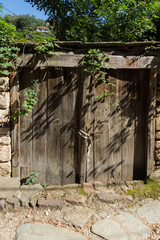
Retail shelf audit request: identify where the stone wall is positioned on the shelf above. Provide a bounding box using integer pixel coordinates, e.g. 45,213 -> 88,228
0,76 -> 11,177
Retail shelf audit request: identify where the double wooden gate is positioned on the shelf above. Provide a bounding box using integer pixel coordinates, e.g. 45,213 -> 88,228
11,66 -> 156,185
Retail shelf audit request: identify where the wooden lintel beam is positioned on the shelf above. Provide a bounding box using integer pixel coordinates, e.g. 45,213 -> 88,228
18,53 -> 160,69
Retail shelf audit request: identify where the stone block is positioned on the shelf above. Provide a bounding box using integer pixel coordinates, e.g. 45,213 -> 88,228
156,116 -> 160,131
64,207 -> 95,229
0,128 -> 10,136
0,177 -> 20,189
150,169 -> 160,181
155,141 -> 160,149
0,92 -> 10,109
0,136 -> 11,145
0,145 -> 11,162
0,109 -> 9,124
0,77 -> 9,92
15,223 -> 88,240
65,193 -> 87,204
155,149 -> 160,161
83,182 -> 94,193
38,198 -> 67,209
155,131 -> 160,140
97,192 -> 124,203
0,161 -> 11,177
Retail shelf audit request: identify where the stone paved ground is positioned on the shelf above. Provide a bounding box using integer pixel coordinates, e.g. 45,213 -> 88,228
0,176 -> 160,239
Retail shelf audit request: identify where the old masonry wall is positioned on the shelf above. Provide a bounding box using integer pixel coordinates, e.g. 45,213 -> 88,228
0,76 -> 11,177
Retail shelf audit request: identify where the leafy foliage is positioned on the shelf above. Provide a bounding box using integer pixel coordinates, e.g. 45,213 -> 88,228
25,170 -> 40,185
12,80 -> 40,120
83,49 -> 116,101
25,0 -> 160,42
0,17 -> 20,76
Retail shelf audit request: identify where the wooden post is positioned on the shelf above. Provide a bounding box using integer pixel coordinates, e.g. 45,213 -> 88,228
10,71 -> 20,177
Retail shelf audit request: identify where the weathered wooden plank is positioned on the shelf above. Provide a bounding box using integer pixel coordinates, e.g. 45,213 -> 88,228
19,67 -> 33,179
110,71 -> 122,181
32,68 -> 48,184
60,68 -> 77,184
46,68 -> 64,185
77,69 -> 90,183
120,70 -> 135,181
106,70 -> 121,182
147,69 -> 157,175
18,54 -> 160,69
10,71 -> 20,177
83,73 -> 94,183
93,74 -> 110,183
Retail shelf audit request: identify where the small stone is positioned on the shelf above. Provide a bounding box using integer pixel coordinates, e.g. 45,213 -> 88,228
120,184 -> 128,193
93,181 -> 104,188
29,198 -> 38,208
64,207 -> 95,229
65,193 -> 87,205
0,199 -> 5,211
38,198 -> 67,209
155,149 -> 160,161
155,141 -> 160,149
126,195 -> 134,201
156,116 -> 160,131
156,131 -> 160,140
83,182 -> 94,193
6,197 -> 19,209
97,192 -> 123,203
150,169 -> 160,181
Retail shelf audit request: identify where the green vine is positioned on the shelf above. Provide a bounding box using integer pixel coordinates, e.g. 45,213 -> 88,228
12,80 -> 40,120
83,49 -> 117,108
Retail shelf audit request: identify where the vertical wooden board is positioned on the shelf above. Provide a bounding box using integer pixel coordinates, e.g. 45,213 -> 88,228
60,68 -> 78,184
120,70 -> 135,181
92,75 -> 110,184
10,71 -> 20,177
32,67 -> 48,184
109,70 -> 122,182
84,74 -> 95,183
147,69 -> 157,175
19,67 -> 33,179
46,68 -> 64,185
78,69 -> 92,183
133,69 -> 148,179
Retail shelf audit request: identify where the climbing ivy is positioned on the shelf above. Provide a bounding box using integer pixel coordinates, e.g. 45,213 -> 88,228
83,49 -> 116,106
12,80 -> 40,120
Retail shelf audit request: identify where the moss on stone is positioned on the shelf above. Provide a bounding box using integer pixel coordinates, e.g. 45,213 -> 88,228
126,178 -> 160,199
77,188 -> 89,198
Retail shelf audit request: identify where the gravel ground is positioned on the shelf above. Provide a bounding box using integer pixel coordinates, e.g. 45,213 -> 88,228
0,205 -> 160,240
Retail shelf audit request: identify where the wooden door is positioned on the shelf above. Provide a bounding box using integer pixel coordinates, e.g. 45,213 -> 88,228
13,67 -> 154,184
